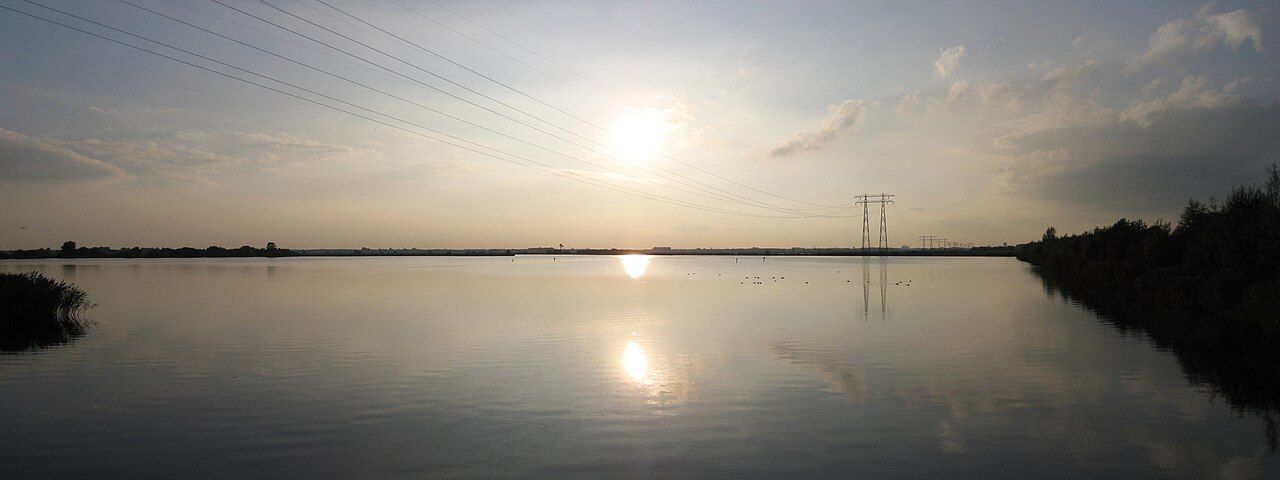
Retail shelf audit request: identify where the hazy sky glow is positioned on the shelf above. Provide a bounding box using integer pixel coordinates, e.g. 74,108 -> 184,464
1,0 -> 1278,249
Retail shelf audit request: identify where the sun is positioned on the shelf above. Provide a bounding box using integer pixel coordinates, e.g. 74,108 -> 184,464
609,108 -> 671,161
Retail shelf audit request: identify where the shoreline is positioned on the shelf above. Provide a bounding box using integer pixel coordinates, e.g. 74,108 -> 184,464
1,247 -> 1017,260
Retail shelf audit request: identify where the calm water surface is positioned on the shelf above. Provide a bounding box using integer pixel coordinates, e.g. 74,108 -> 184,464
1,256 -> 1276,478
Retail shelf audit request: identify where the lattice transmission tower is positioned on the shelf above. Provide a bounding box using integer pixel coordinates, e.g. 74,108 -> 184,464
853,194 -> 894,254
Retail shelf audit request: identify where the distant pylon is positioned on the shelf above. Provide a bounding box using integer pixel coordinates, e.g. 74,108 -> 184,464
861,201 -> 870,251
854,194 -> 894,254
879,201 -> 889,251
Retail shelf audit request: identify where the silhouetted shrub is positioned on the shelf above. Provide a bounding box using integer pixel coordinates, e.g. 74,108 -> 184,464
0,272 -> 94,351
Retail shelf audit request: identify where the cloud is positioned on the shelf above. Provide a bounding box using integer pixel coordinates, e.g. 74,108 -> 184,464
1194,5 -> 1263,52
0,128 -> 128,184
944,81 -> 970,110
1128,3 -> 1263,71
895,90 -> 921,115
926,81 -> 972,113
1119,76 -> 1250,127
975,82 -> 1022,110
766,100 -> 869,158
995,101 -> 1280,211
993,93 -> 1116,148
1034,60 -> 1099,90
934,45 -> 966,78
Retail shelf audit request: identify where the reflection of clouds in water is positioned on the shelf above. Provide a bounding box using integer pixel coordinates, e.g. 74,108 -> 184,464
878,354 -> 1270,475
935,421 -> 965,454
770,341 -> 865,401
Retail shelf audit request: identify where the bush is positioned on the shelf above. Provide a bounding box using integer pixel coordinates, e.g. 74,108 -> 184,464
0,271 -> 94,351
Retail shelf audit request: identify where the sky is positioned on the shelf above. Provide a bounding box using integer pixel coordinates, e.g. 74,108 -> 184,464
1,0 -> 1278,249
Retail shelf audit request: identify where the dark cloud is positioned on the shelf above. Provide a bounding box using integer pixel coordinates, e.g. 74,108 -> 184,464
998,102 -> 1280,213
0,128 -> 127,184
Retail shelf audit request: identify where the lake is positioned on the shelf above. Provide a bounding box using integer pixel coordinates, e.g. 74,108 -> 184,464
1,256 -> 1276,478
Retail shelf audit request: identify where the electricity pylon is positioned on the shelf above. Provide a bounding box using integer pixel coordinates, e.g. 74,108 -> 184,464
854,194 -> 894,254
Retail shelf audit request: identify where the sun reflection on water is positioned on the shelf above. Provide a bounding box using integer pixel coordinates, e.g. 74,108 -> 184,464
619,255 -> 651,279
624,341 -> 648,381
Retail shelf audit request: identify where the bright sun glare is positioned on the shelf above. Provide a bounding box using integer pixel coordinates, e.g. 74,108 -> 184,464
609,108 -> 670,161
624,341 -> 647,381
620,254 -> 651,279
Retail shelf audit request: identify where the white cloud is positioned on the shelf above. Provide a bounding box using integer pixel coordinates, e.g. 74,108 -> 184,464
895,90 -> 921,115
1120,76 -> 1249,127
0,128 -> 129,184
1035,60 -> 1099,90
1133,19 -> 1194,67
1194,4 -> 1263,52
765,100 -> 870,158
975,82 -> 1021,110
927,81 -> 972,113
1140,78 -> 1166,97
934,45 -> 966,78
944,81 -> 970,110
994,148 -> 1081,195
1128,3 -> 1263,71
992,94 -> 1116,148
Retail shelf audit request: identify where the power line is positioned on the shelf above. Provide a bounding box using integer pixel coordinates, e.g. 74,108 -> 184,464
425,0 -> 622,100
317,0 -> 608,133
212,0 -> 845,215
156,0 -> 390,79
5,0 -> 852,220
386,0 -> 620,109
890,202 -> 918,239
389,0 -> 852,209
115,0 -> 813,215
306,0 -> 852,211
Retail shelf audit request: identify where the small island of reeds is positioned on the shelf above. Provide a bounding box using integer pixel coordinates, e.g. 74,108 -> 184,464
0,271 -> 94,352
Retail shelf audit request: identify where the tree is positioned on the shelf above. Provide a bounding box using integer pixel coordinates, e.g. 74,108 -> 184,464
1266,163 -> 1279,204
266,242 -> 278,251
1041,227 -> 1057,242
61,241 -> 77,257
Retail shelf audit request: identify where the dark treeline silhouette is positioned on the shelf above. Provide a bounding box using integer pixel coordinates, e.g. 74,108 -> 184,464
0,271 -> 93,352
1018,166 -> 1280,424
0,242 -> 297,259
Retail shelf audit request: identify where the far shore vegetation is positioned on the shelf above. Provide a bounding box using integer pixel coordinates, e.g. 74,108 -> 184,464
0,271 -> 93,352
1018,165 -> 1280,416
1,242 -> 298,260
1,243 -> 1016,259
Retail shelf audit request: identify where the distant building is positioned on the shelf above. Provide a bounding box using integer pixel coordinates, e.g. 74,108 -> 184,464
652,246 -> 672,251
900,245 -> 910,251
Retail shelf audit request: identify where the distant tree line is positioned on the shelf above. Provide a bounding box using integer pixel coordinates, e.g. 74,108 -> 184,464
0,242 -> 297,259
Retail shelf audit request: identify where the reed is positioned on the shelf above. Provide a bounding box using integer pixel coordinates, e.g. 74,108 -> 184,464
0,271 -> 94,351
